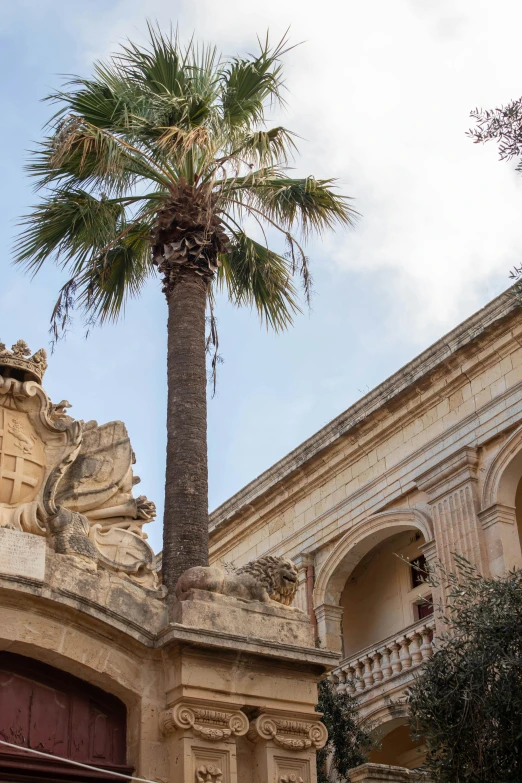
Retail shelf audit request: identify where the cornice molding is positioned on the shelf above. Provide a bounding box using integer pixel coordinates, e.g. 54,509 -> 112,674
210,293 -> 522,538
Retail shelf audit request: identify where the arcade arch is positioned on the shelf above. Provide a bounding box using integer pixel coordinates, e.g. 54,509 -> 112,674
314,509 -> 434,653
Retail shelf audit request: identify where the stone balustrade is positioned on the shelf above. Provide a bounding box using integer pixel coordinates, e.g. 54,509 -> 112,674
331,618 -> 435,696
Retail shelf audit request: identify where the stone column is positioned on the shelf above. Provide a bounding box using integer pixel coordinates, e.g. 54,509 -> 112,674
160,700 -> 248,783
478,503 -> 522,576
248,711 -> 327,783
415,447 -> 486,573
314,603 -> 344,653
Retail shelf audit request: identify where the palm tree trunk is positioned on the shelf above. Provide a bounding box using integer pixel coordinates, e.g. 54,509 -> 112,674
163,272 -> 209,592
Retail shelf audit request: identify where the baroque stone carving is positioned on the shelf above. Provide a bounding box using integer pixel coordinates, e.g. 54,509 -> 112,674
161,702 -> 249,740
0,340 -> 158,588
280,776 -> 304,783
175,555 -> 299,606
196,766 -> 223,783
248,714 -> 328,750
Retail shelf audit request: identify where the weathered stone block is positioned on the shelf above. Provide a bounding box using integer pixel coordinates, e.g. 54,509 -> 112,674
170,589 -> 314,647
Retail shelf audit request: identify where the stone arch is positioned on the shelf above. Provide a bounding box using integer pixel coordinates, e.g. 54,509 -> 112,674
314,508 -> 434,608
482,424 -> 522,508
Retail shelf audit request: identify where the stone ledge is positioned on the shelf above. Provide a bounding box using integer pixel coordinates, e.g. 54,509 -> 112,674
158,621 -> 338,668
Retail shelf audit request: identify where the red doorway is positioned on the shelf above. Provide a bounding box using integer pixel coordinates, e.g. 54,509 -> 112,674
0,653 -> 133,782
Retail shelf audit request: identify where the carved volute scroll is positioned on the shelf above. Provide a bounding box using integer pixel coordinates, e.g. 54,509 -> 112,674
161,702 -> 249,741
280,776 -> 304,783
248,714 -> 328,751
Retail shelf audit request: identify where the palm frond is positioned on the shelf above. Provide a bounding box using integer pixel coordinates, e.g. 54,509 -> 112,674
227,175 -> 359,237
221,33 -> 291,127
15,189 -> 125,274
50,220 -> 153,338
217,229 -> 300,330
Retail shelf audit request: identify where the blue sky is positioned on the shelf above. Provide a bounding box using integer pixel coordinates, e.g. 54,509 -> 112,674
1,0 -> 521,553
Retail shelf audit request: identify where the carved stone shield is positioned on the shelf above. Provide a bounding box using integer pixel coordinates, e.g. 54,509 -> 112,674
0,408 -> 46,506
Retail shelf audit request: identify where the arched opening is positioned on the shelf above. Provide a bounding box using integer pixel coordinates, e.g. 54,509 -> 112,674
0,652 -> 133,781
340,529 -> 431,658
369,720 -> 426,770
313,509 -> 434,653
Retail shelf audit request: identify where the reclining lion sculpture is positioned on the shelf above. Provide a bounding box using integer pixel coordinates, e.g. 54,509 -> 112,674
175,555 -> 299,607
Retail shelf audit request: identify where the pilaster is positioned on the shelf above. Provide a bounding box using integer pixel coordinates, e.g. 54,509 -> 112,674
314,603 -> 344,653
478,503 -> 522,575
248,711 -> 327,783
415,447 -> 486,573
160,700 -> 248,783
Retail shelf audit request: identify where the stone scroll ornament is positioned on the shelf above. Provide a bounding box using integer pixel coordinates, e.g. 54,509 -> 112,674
161,703 -> 249,741
0,340 -> 159,589
175,556 -> 299,606
248,715 -> 328,751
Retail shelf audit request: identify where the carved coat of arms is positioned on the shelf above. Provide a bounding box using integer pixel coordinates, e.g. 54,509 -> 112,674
0,340 -> 159,590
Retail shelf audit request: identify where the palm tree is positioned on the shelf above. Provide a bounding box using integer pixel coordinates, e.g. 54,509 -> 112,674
14,27 -> 357,592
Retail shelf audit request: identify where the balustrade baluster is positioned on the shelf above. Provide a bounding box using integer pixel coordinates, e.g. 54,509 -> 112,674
420,625 -> 434,659
354,660 -> 365,691
389,641 -> 402,674
345,666 -> 357,695
362,655 -> 374,689
371,651 -> 383,682
409,631 -> 423,664
379,647 -> 392,679
398,636 -> 412,669
334,670 -> 346,694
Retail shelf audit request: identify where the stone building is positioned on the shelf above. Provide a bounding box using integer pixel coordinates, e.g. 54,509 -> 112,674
208,288 -> 522,773
1,287 -> 522,783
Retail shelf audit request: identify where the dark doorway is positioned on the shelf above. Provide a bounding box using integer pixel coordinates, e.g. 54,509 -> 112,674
0,653 -> 133,782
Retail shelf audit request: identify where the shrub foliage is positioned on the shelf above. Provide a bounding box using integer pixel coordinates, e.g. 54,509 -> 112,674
408,558 -> 522,782
316,678 -> 375,782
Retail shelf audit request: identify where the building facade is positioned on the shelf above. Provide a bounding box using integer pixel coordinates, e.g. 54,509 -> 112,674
2,289 -> 522,782
208,289 -> 522,771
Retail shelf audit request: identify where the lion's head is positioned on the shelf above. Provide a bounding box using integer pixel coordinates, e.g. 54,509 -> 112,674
236,556 -> 299,606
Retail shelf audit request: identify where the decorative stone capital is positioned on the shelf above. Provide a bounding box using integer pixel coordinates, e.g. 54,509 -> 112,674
415,446 -> 479,502
248,713 -> 328,751
478,503 -> 516,530
161,701 -> 249,741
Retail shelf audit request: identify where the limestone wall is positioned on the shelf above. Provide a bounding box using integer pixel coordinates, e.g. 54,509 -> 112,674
208,291 -> 522,747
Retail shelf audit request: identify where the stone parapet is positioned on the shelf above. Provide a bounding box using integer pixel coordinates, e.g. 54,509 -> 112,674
349,763 -> 429,782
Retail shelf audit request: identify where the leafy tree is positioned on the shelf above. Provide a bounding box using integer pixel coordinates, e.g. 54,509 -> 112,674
316,678 -> 375,783
14,26 -> 356,590
468,98 -> 522,173
408,558 -> 522,783
468,98 -> 522,292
